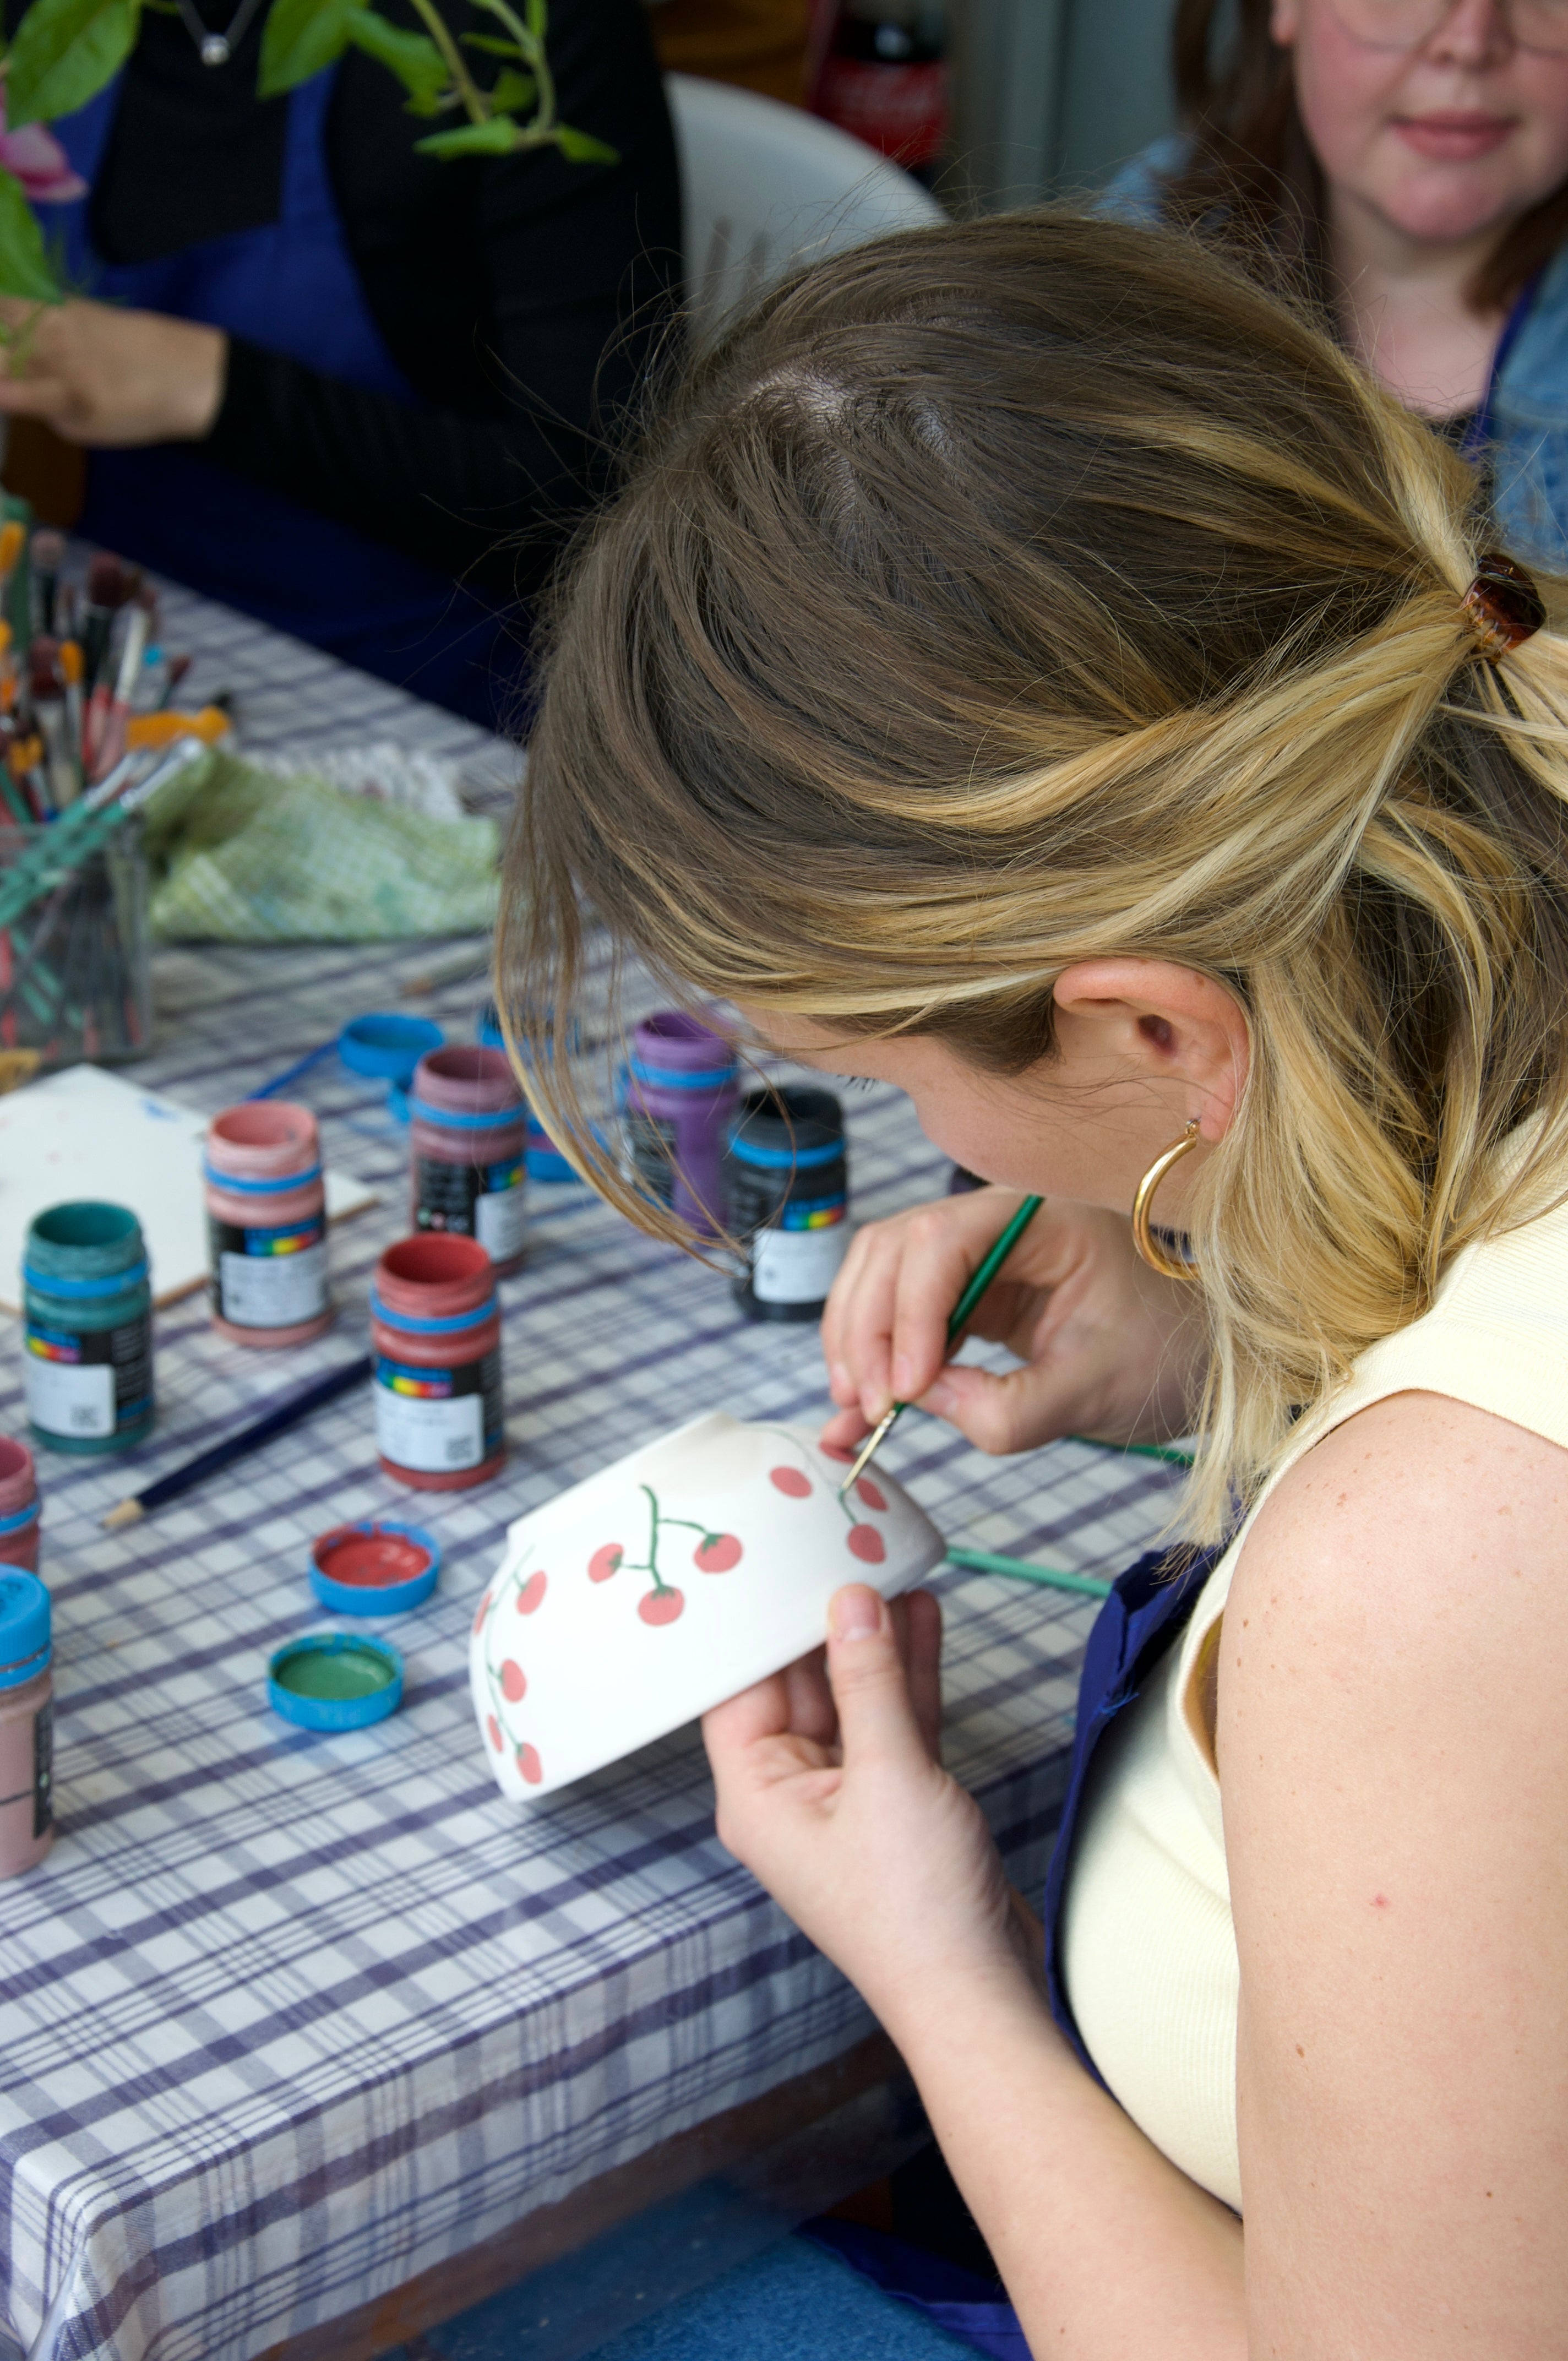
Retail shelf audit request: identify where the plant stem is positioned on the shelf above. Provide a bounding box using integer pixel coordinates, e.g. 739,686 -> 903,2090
406,0 -> 492,121
475,0 -> 554,129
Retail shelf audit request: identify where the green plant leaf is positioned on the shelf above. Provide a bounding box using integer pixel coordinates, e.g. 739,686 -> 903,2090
488,66 -> 533,112
553,123 -> 617,165
343,11 -> 449,111
6,0 -> 139,127
0,171 -> 61,301
413,114 -> 521,156
258,0 -> 366,97
525,0 -> 545,37
460,32 -> 522,53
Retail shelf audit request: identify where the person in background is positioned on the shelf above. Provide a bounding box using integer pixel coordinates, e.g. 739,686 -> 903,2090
1108,0 -> 1568,571
0,0 -> 682,726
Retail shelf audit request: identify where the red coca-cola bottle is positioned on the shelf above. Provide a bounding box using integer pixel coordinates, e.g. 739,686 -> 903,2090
809,0 -> 950,183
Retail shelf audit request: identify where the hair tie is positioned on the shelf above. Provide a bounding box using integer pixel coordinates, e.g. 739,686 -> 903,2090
1462,553 -> 1545,660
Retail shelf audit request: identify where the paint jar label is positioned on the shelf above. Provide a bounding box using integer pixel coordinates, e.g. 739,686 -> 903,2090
374,1346 -> 503,1473
24,1316 -> 153,1440
624,1112 -> 678,1207
208,1214 -> 328,1329
414,1157 -> 526,1263
751,1200 -> 852,1306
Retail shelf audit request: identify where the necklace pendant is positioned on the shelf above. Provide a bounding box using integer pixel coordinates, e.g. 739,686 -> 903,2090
200,32 -> 230,62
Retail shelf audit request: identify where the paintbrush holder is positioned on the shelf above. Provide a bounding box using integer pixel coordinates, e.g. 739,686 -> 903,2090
0,819 -> 151,1070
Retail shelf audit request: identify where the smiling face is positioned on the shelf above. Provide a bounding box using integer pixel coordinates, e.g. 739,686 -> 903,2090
1275,0 -> 1568,246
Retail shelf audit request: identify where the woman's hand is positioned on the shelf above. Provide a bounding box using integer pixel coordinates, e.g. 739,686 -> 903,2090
0,297 -> 226,445
703,1584 -> 1039,2047
821,1185 -> 1206,1459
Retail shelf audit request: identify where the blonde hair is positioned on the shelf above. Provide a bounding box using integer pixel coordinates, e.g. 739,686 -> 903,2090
501,212 -> 1568,1541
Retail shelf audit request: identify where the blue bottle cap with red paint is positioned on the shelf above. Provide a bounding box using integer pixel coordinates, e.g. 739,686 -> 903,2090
309,1520 -> 441,1617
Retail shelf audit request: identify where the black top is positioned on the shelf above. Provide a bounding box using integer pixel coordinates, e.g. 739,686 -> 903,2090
26,0 -> 682,601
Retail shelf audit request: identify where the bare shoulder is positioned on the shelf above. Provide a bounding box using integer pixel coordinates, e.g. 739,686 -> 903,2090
1223,1387 -> 1568,1724
1220,1393 -> 1568,2353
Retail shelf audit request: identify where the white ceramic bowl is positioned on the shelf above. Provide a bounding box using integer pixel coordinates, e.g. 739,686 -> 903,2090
469,1411 -> 945,1801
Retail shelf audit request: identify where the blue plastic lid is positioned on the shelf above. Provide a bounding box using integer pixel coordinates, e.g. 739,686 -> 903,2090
0,1570 -> 50,1690
268,1633 -> 404,1732
339,1014 -> 444,1087
309,1520 -> 440,1617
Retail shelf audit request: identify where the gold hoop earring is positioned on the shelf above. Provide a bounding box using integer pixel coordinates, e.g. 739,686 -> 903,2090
1131,1120 -> 1201,1283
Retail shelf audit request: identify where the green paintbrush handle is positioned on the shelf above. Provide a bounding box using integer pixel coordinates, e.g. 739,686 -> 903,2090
945,1544 -> 1112,1598
943,1191 -> 1044,1344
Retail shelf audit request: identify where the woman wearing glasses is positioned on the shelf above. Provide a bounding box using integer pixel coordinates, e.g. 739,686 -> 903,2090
1109,0 -> 1568,566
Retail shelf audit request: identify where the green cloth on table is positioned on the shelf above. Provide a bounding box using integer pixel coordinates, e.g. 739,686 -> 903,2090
142,748 -> 500,944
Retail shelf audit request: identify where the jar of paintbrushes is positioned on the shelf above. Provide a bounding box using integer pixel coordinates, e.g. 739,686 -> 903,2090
0,817 -> 151,1067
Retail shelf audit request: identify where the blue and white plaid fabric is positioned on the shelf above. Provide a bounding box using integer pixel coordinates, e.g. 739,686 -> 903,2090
0,588 -> 1183,2361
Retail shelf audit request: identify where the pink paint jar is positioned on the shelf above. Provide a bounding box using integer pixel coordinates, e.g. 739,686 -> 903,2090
409,1047 -> 527,1277
371,1233 -> 505,1491
0,1436 -> 40,1573
205,1102 -> 333,1348
0,1569 -> 52,1879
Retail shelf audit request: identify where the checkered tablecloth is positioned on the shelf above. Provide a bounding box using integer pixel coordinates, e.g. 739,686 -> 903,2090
0,594 -> 1184,2361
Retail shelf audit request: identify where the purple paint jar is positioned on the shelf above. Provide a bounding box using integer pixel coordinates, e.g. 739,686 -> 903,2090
409,1047 -> 528,1276
623,1013 -> 739,1236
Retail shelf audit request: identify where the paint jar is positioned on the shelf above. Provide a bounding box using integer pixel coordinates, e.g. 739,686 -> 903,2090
479,1003 -> 581,1184
370,1233 -> 505,1490
0,1437 -> 41,1573
726,1087 -> 851,1323
623,1012 -> 739,1236
23,1201 -> 154,1453
205,1102 -> 332,1348
409,1047 -> 528,1276
0,1569 -> 52,1878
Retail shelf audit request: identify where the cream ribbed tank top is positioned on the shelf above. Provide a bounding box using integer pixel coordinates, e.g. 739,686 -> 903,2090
1059,1180 -> 1568,2215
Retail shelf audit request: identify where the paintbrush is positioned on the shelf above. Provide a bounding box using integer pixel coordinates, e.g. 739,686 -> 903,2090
89,601 -> 150,782
0,520 -> 25,634
837,1193 -> 1045,1499
103,1357 -> 374,1530
79,551 -> 129,701
57,639 -> 83,774
28,529 -> 63,639
29,639 -> 77,811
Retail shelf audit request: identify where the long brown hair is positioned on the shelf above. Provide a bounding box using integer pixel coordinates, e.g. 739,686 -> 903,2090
500,213 -> 1568,1538
1164,0 -> 1568,312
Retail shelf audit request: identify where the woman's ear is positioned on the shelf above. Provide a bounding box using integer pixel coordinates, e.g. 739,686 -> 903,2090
1052,957 -> 1250,1143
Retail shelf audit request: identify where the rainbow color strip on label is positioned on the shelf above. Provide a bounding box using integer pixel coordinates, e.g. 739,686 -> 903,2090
25,1330 -> 83,1363
778,1199 -> 847,1232
377,1359 -> 454,1400
246,1225 -> 320,1256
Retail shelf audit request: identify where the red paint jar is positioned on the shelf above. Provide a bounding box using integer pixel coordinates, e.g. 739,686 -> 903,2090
0,1437 -> 40,1573
205,1102 -> 332,1347
370,1234 -> 505,1490
409,1047 -> 527,1276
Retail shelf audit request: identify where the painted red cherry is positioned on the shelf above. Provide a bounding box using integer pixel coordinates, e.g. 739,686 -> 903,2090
517,1743 -> 543,1787
694,1532 -> 743,1573
589,1543 -> 623,1583
472,1589 -> 493,1636
486,1713 -> 503,1753
500,1660 -> 527,1704
770,1466 -> 812,1498
856,1477 -> 887,1513
516,1570 -> 547,1614
847,1524 -> 886,1564
639,1587 -> 685,1625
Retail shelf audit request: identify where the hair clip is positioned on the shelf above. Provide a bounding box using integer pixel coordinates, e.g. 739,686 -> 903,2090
1462,552 -> 1546,660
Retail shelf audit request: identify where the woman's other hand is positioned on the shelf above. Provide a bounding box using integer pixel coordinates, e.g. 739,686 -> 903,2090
821,1185 -> 1206,1459
0,297 -> 226,445
703,1586 -> 1039,2044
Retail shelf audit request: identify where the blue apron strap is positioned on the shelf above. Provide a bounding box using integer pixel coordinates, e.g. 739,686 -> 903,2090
1464,269 -> 1542,460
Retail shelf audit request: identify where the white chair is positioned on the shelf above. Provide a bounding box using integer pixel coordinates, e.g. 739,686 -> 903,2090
665,72 -> 946,342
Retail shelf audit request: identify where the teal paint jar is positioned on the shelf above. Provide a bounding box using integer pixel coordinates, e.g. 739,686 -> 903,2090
23,1202 -> 155,1455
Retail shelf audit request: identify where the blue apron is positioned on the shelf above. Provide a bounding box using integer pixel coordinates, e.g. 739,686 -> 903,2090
819,1536 -> 1227,2356
45,65 -> 508,725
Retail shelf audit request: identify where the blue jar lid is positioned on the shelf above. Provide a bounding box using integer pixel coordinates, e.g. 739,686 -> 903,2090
339,1013 -> 444,1087
309,1520 -> 440,1617
0,1570 -> 50,1691
268,1633 -> 404,1731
